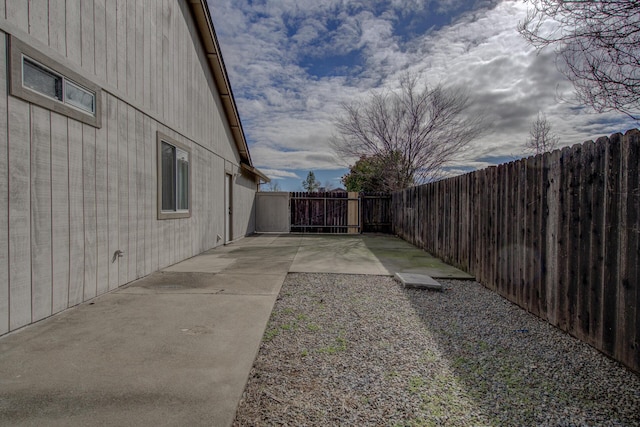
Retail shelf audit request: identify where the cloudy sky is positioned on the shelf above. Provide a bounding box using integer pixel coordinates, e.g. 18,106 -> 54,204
207,0 -> 637,191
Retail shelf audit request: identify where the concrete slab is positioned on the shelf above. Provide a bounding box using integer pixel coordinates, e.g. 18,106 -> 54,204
219,234 -> 300,248
0,235 -> 293,427
162,256 -> 236,273
118,271 -> 287,296
0,292 -> 275,426
206,273 -> 287,295
223,260 -> 295,275
361,235 -> 475,279
395,272 -> 444,291
223,245 -> 299,260
290,237 -> 389,275
289,234 -> 473,279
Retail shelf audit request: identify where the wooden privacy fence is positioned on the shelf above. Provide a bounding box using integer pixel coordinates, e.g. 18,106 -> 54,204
289,191 -> 392,233
392,129 -> 640,374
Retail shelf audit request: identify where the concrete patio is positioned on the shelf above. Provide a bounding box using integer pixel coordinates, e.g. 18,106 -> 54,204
0,234 -> 471,426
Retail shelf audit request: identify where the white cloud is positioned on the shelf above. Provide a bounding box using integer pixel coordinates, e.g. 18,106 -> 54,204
258,169 -> 301,180
209,0 -> 639,176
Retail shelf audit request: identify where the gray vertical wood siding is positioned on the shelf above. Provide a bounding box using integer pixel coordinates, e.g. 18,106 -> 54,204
0,0 -> 259,334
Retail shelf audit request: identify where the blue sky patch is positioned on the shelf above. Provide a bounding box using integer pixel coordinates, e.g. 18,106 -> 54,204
301,48 -> 365,78
442,165 -> 477,173
474,155 -> 517,165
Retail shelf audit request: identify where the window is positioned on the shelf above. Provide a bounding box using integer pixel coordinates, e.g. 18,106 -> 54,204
21,57 -> 96,115
157,132 -> 191,219
23,58 -> 63,101
64,80 -> 96,114
10,36 -> 102,128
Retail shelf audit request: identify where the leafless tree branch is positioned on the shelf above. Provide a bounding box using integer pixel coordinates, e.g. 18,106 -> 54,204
332,74 -> 485,191
518,0 -> 640,119
525,112 -> 559,155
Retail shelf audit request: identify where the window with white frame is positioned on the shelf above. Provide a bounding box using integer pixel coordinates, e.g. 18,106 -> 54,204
10,36 -> 101,127
22,57 -> 96,115
63,79 -> 96,114
157,132 -> 191,219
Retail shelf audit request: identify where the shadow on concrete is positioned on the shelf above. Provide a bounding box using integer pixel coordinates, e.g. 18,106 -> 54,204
360,234 -> 474,279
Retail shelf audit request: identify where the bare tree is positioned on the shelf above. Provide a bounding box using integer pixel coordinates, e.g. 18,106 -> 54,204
525,112 -> 559,155
518,0 -> 640,119
264,181 -> 281,192
332,74 -> 484,191
322,180 -> 337,191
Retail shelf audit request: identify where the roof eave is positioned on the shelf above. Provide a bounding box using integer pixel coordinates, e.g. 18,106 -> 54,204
187,0 -> 252,166
241,163 -> 271,183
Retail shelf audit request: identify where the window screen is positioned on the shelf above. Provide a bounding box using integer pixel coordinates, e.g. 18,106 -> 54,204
161,142 -> 177,211
23,58 -> 63,101
176,148 -> 189,211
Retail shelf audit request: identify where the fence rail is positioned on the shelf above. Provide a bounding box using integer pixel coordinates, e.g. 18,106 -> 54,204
392,129 -> 640,374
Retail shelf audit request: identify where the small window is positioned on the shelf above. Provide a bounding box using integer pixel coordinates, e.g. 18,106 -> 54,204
157,132 -> 191,219
21,56 -> 96,115
10,36 -> 102,128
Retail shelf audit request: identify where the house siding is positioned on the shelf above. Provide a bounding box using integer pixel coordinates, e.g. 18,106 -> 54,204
0,1 -> 259,335
234,172 -> 258,240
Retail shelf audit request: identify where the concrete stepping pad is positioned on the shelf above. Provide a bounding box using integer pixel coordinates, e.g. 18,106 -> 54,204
394,272 -> 443,291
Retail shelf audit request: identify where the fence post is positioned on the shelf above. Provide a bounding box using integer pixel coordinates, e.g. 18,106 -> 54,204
348,192 -> 359,234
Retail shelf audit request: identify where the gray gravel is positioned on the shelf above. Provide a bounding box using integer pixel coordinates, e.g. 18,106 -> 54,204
234,273 -> 640,426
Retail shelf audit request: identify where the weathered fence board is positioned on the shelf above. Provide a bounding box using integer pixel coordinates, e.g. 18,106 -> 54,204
619,131 -> 640,369
392,129 -> 640,374
603,134 -> 622,357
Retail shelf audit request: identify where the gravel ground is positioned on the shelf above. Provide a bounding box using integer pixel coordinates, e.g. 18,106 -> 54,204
234,273 -> 640,427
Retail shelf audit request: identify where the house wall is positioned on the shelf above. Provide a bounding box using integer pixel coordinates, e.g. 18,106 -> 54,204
0,1 -> 258,335
233,171 -> 258,240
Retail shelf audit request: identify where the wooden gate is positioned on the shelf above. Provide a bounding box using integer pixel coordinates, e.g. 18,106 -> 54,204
290,191 -> 359,233
289,191 -> 392,234
361,192 -> 392,233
